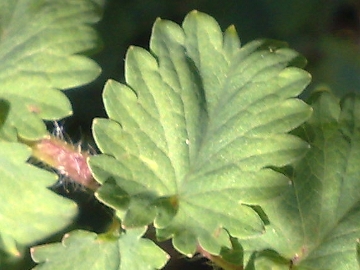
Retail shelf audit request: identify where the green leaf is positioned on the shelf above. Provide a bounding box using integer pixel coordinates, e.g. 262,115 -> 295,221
245,250 -> 290,270
0,0 -> 102,140
242,91 -> 360,269
90,10 -> 311,256
31,227 -> 169,270
0,142 -> 77,256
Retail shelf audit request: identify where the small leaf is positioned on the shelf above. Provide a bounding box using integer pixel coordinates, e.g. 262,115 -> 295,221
90,10 -> 311,256
242,92 -> 360,269
31,228 -> 169,270
0,142 -> 77,255
0,0 -> 102,140
247,250 -> 289,270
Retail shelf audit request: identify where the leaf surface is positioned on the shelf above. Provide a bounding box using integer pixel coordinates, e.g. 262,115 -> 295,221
90,11 -> 312,256
0,142 -> 77,256
242,92 -> 360,269
31,227 -> 169,270
0,0 -> 101,140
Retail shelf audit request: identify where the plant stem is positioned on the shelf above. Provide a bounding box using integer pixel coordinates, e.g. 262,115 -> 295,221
22,135 -> 99,191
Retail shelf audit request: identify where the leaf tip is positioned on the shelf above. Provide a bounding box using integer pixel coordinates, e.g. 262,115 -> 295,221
226,24 -> 237,33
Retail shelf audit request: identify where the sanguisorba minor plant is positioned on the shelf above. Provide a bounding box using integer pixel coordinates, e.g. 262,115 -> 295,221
1,1 -> 360,270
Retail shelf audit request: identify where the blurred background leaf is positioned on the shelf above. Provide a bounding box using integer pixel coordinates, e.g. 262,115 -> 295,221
0,142 -> 77,270
0,0 -> 103,140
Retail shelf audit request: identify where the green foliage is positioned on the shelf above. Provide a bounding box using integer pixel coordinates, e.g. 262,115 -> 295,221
32,227 -> 169,270
0,142 -> 77,256
0,0 -> 101,267
1,2 -> 360,270
90,10 -> 311,260
0,0 -> 101,140
242,91 -> 360,269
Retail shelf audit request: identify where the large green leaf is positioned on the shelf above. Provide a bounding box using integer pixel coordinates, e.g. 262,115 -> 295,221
0,142 -> 77,256
0,0 -> 102,140
242,91 -> 360,269
90,11 -> 312,256
31,227 -> 169,270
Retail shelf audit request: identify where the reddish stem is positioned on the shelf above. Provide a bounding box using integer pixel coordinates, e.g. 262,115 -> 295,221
23,135 -> 99,191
